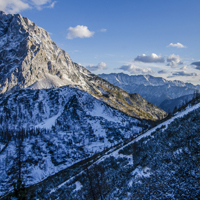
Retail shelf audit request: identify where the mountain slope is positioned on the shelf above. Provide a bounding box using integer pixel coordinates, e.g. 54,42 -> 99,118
23,102 -> 200,200
0,85 -> 149,197
4,99 -> 200,199
160,93 -> 194,112
0,11 -> 166,120
99,73 -> 199,107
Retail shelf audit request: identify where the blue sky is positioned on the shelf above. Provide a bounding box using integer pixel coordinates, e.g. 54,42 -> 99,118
1,0 -> 200,84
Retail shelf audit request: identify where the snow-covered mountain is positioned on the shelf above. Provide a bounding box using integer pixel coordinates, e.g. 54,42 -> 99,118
0,10 -> 199,200
0,11 -> 166,120
99,73 -> 200,109
0,86 -> 149,196
99,72 -> 200,88
4,96 -> 200,199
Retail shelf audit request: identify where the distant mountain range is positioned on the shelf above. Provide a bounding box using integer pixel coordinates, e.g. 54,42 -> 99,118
99,73 -> 200,112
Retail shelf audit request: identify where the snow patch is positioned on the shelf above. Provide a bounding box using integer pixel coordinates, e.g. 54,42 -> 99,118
128,180 -> 133,188
0,143 -> 6,152
74,181 -> 82,191
36,112 -> 61,129
89,102 -> 118,122
132,166 -> 151,178
28,74 -> 74,90
173,148 -> 183,155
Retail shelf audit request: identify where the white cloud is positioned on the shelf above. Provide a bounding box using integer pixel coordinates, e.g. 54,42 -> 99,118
31,0 -> 51,6
191,61 -> 200,70
0,0 -> 30,14
86,62 -> 107,71
100,28 -> 107,32
134,53 -> 165,63
180,65 -> 187,70
119,64 -> 154,75
48,1 -> 57,8
167,42 -> 186,48
172,71 -> 198,77
167,54 -> 183,67
0,0 -> 56,13
158,70 -> 168,74
31,0 -> 56,10
67,25 -> 94,39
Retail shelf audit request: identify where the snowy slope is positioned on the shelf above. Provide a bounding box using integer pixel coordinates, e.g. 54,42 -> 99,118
0,85 -> 148,197
5,100 -> 199,199
44,101 -> 200,200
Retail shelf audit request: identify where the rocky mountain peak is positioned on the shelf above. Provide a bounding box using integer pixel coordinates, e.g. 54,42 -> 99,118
0,12 -> 167,120
0,11 -> 87,95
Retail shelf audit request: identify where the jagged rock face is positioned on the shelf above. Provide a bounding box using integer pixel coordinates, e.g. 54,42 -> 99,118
0,11 -> 85,94
0,11 -> 167,120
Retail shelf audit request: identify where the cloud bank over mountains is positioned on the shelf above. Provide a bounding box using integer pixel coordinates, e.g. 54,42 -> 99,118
86,62 -> 107,71
133,53 -> 183,68
167,54 -> 183,67
119,64 -> 154,75
116,52 -> 199,82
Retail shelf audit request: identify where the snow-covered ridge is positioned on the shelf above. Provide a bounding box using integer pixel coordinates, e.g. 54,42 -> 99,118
0,85 -> 147,196
99,73 -> 200,88
47,101 -> 200,198
99,73 -> 200,109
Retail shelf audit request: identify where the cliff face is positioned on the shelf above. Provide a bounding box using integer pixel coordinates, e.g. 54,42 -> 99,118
0,11 -> 85,93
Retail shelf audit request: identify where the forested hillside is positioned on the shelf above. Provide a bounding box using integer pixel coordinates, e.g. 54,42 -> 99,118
46,104 -> 200,200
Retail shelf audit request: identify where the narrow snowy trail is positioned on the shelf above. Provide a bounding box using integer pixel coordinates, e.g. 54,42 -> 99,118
49,102 -> 200,195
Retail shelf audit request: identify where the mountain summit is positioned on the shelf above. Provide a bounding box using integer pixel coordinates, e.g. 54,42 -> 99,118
0,11 -> 166,120
0,11 -> 85,93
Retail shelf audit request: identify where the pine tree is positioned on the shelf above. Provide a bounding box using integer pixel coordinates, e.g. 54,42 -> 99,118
11,130 -> 28,199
